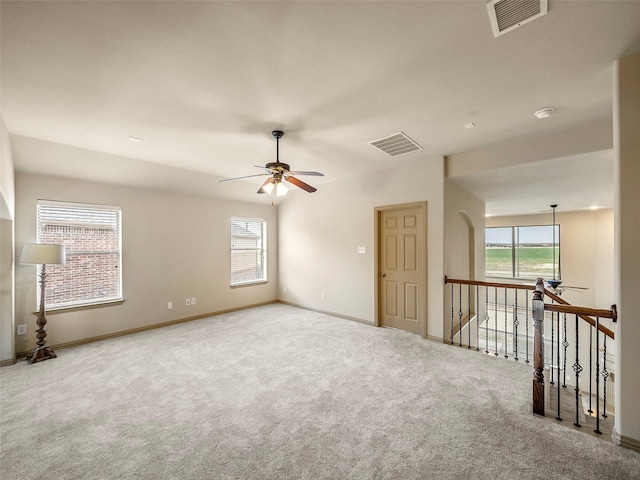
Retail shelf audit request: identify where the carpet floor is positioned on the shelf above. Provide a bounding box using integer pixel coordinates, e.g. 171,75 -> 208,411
1,303 -> 639,479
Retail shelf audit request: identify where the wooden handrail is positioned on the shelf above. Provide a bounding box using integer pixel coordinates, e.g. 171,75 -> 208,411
444,276 -> 535,291
543,289 -> 615,339
444,276 -> 615,339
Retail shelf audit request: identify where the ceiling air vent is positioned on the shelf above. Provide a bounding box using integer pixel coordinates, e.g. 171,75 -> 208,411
368,132 -> 422,157
487,0 -> 548,38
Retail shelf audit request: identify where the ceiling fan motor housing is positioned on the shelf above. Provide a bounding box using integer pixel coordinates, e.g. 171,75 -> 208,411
266,162 -> 290,172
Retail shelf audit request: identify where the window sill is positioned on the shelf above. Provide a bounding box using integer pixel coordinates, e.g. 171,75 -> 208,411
34,299 -> 125,315
230,280 -> 268,289
486,275 -> 544,282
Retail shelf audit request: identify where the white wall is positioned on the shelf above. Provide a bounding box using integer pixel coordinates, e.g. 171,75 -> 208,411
278,155 -> 446,341
0,117 -> 16,364
14,171 -> 278,353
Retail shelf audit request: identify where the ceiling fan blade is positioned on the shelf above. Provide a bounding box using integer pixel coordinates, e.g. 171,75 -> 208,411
285,175 -> 317,193
219,173 -> 267,183
257,177 -> 274,194
288,171 -> 324,176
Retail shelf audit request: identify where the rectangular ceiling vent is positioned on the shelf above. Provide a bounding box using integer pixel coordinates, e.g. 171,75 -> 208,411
487,0 -> 548,38
368,132 -> 422,157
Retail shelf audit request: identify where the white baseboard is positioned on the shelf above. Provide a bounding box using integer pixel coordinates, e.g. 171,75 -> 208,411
612,427 -> 640,452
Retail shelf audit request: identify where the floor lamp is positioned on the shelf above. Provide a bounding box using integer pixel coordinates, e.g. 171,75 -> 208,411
20,243 -> 66,364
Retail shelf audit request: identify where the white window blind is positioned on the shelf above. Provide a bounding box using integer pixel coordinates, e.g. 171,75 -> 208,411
230,217 -> 266,286
37,200 -> 123,308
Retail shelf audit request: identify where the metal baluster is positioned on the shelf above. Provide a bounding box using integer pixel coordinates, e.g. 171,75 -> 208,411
476,285 -> 480,351
504,288 -> 508,358
555,312 -> 562,421
602,336 -> 608,419
550,310 -> 555,386
451,283 -> 454,345
562,313 -> 568,388
594,317 -> 601,435
458,284 -> 463,347
485,286 -> 489,354
494,287 -> 498,356
588,326 -> 593,414
468,284 -> 471,349
572,314 -> 582,427
514,290 -> 519,361
525,290 -> 530,364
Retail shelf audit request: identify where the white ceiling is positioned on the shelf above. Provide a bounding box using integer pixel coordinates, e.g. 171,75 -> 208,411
2,1 -> 640,215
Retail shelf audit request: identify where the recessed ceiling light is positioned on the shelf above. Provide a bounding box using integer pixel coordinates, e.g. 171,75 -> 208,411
464,122 -> 476,129
128,136 -> 142,142
534,108 -> 554,119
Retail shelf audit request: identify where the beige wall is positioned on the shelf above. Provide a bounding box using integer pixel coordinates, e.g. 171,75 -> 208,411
443,179 -> 485,342
613,53 -> 640,447
278,155 -> 446,341
0,117 -> 16,364
14,172 -> 278,353
444,179 -> 485,281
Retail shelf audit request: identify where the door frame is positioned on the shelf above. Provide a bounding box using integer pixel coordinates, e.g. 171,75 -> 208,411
374,201 -> 428,338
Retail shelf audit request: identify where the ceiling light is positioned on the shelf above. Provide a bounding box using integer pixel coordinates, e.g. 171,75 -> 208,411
128,136 -> 142,142
534,108 -> 554,119
262,181 -> 275,195
276,182 -> 288,197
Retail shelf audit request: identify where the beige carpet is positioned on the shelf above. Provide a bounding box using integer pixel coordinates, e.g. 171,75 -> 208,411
1,303 -> 639,479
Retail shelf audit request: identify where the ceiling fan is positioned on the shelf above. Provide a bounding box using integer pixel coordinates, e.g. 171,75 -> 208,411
220,130 -> 324,195
526,279 -> 588,296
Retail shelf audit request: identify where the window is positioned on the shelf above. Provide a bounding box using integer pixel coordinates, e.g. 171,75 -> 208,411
230,217 -> 267,286
485,225 -> 559,279
37,200 -> 122,308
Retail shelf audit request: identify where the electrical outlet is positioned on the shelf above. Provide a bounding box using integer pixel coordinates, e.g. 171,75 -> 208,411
283,286 -> 287,293
168,302 -> 173,309
321,292 -> 326,300
17,324 -> 27,335
191,297 -> 196,305
186,298 -> 191,306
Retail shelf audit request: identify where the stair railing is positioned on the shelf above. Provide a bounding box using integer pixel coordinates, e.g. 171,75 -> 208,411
532,277 -> 616,435
445,276 -> 617,436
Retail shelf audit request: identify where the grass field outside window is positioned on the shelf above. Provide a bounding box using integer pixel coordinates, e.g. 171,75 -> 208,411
486,225 -> 559,279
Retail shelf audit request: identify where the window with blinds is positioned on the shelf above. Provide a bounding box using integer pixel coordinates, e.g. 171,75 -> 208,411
230,217 -> 266,286
37,200 -> 122,308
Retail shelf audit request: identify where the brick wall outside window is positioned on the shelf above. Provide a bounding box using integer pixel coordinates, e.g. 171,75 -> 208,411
37,201 -> 122,308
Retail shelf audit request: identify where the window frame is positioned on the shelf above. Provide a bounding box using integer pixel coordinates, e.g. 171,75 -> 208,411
230,217 -> 267,287
36,199 -> 123,310
485,224 -> 560,280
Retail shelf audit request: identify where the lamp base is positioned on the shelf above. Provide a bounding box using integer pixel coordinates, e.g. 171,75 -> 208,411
27,345 -> 57,364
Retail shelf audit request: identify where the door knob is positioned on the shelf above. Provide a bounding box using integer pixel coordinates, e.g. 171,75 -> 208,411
380,273 -> 386,277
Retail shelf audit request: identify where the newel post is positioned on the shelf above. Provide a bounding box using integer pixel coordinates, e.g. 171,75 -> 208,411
532,277 -> 545,416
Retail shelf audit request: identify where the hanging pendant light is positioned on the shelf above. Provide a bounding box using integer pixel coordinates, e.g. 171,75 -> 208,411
549,204 -> 561,289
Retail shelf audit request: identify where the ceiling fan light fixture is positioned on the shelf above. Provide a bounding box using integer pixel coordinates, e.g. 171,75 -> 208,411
276,181 -> 288,197
262,181 -> 275,195
220,129 -> 323,194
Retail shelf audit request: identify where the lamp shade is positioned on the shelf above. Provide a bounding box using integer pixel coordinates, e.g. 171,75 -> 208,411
20,243 -> 66,265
